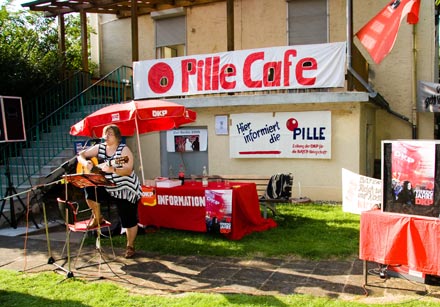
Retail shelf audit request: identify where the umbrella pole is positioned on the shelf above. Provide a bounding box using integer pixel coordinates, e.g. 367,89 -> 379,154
135,118 -> 145,184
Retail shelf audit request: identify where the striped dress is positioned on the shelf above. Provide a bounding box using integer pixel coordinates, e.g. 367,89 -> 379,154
98,143 -> 142,204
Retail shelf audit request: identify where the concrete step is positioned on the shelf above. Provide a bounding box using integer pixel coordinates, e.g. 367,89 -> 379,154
0,149 -> 79,190
1,102 -> 112,204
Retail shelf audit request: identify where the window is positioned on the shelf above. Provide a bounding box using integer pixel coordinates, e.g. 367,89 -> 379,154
155,14 -> 186,59
287,0 -> 328,45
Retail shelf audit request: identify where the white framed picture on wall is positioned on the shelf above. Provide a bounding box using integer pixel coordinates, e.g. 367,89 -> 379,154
166,129 -> 208,152
215,115 -> 228,135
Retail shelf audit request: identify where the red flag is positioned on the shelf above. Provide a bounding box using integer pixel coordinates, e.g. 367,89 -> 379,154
355,0 -> 421,64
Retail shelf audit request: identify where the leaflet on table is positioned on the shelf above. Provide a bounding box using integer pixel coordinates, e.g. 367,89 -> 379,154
155,177 -> 182,188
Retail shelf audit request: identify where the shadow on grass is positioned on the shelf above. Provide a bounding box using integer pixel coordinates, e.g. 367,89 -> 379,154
0,289 -> 89,307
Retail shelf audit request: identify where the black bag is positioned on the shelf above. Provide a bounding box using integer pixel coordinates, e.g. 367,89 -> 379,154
264,173 -> 293,200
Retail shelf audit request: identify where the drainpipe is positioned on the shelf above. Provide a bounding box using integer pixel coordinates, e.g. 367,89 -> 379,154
347,0 -> 411,124
411,24 -> 417,139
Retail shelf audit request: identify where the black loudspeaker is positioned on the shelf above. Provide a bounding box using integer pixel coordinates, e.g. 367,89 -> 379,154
0,96 -> 26,142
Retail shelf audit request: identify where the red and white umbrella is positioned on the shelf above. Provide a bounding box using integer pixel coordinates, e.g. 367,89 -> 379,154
70,99 -> 196,137
70,99 -> 197,182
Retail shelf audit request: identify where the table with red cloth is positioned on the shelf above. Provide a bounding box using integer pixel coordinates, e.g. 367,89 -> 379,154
360,209 -> 440,276
138,181 -> 277,240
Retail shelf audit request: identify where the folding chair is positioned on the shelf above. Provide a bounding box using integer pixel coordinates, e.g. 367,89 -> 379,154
57,197 -> 115,270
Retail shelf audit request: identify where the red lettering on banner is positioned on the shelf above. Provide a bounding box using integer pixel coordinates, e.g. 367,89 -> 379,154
181,59 -> 196,92
263,61 -> 282,87
182,56 -> 233,92
212,56 -> 220,90
243,52 -> 264,88
296,58 -> 317,86
283,49 -> 296,86
220,64 -> 237,89
205,57 -> 212,90
243,50 -> 317,88
197,60 -> 204,91
168,49 -> 321,94
148,63 -> 174,94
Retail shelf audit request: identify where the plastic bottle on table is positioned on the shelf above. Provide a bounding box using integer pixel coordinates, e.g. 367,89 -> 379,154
168,165 -> 174,179
202,165 -> 208,187
178,164 -> 185,185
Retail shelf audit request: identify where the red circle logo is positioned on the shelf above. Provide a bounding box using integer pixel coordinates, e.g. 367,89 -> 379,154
286,118 -> 299,131
148,63 -> 174,94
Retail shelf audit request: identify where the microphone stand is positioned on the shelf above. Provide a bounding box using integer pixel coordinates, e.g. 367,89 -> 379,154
42,160 -> 74,278
0,156 -> 38,229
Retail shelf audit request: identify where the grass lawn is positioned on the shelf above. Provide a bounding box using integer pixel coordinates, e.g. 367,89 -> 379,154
112,202 -> 361,260
2,203 -> 439,306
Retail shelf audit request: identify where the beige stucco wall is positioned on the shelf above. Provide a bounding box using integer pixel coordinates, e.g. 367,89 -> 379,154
329,1 -> 348,42
133,101 -> 363,201
233,0 -> 286,50
359,103 -> 377,177
186,2 -> 227,54
186,0 -> 288,54
138,16 -> 155,60
90,0 -> 437,201
126,133 -> 161,184
98,15 -> 133,74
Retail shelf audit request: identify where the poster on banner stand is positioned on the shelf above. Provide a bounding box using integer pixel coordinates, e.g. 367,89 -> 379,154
205,189 -> 232,234
382,140 -> 440,217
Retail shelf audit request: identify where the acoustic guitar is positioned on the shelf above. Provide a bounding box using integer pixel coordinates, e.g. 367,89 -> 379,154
76,156 -> 129,174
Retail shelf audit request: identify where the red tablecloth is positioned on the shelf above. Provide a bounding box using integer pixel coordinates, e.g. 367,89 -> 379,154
138,181 -> 277,240
360,209 -> 440,276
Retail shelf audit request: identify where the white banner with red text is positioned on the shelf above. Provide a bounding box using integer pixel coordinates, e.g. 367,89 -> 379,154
342,168 -> 382,215
133,42 -> 346,99
229,111 -> 331,159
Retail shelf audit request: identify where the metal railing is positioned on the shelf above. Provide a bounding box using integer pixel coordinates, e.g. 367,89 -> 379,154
0,66 -> 133,193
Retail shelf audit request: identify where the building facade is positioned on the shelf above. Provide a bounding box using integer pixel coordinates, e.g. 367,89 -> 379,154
86,0 -> 437,201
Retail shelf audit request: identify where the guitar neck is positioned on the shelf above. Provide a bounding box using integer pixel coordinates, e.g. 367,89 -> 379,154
95,156 -> 129,170
96,159 -> 121,169
78,156 -> 129,174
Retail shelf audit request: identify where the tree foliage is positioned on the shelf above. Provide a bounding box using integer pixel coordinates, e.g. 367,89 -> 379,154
0,1 -> 92,98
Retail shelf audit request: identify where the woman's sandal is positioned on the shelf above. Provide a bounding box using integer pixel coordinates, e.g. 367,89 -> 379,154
125,246 -> 135,259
